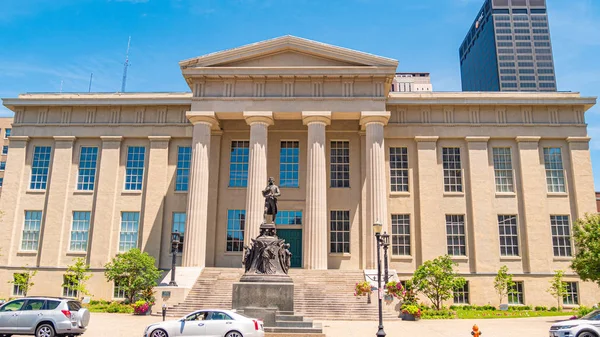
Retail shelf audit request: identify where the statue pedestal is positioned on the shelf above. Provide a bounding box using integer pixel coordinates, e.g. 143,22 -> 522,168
232,282 -> 294,326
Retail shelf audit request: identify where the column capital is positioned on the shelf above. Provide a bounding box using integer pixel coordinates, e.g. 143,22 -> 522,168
186,111 -> 220,130
8,136 -> 30,143
243,111 -> 274,126
148,136 -> 172,142
414,136 -> 439,143
360,111 -> 390,128
100,136 -> 123,142
465,136 -> 490,143
515,136 -> 541,143
302,111 -> 331,126
566,136 -> 591,144
53,136 -> 76,142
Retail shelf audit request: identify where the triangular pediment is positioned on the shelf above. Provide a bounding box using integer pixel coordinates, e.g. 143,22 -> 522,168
180,35 -> 398,68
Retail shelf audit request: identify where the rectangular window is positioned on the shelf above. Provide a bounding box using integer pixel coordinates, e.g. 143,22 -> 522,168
226,210 -> 245,252
499,55 -> 515,60
492,147 -> 515,192
442,148 -> 462,193
518,55 -> 534,60
0,177 -> 3,187
4,128 -> 10,139
539,76 -> 555,81
500,69 -> 516,74
30,146 -> 52,190
534,35 -> 550,41
533,29 -> 549,34
0,161 -> 5,171
453,282 -> 469,304
498,215 -> 519,256
113,282 -> 126,299
77,147 -> 98,191
519,68 -> 535,74
499,62 -> 515,67
330,210 -> 350,253
514,29 -> 530,34
390,147 -> 409,192
391,214 -> 410,256
69,211 -> 90,252
2,145 -> 8,155
544,147 -> 565,193
516,42 -> 531,47
280,141 -> 299,188
518,62 -> 534,67
229,141 -> 249,187
119,212 -> 139,252
21,211 -> 42,251
62,276 -> 78,298
563,282 -> 579,305
330,141 -> 350,188
501,82 -> 518,88
175,147 -> 191,191
172,212 -> 186,253
125,146 -> 145,191
12,274 -> 25,296
551,215 -> 572,257
540,82 -> 556,88
275,210 -> 302,225
520,76 -> 536,81
446,215 -> 466,256
508,282 -> 524,305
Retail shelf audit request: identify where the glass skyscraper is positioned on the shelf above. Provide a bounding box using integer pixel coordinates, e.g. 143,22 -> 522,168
460,0 -> 557,92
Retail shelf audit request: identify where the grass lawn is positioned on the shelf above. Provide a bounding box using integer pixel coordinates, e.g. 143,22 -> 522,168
456,310 -> 575,319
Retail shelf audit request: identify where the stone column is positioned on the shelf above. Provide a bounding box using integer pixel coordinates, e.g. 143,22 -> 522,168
182,111 -> 219,267
302,111 -> 331,270
40,136 -> 76,267
566,137 -> 597,217
243,111 -> 274,246
140,136 -> 170,265
360,111 -> 390,269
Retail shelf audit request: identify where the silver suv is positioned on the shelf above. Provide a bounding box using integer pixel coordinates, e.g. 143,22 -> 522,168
0,297 -> 90,337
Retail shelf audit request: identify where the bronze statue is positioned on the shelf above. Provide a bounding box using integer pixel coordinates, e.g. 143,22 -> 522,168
262,177 -> 280,223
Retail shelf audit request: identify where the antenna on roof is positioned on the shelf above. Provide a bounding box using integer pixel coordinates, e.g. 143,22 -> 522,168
121,36 -> 131,92
89,73 -> 93,93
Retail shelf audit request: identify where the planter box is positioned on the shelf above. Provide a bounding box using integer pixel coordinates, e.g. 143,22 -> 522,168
401,312 -> 420,321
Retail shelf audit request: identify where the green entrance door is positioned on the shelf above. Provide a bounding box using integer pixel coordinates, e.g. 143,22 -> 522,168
277,229 -> 302,268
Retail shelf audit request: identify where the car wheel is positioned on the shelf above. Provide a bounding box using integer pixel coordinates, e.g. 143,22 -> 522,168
577,332 -> 598,337
150,329 -> 168,337
36,324 -> 55,337
225,331 -> 243,337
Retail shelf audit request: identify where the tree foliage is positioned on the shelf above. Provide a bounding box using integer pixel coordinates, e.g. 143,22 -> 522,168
63,258 -> 92,298
494,265 -> 515,305
411,255 -> 466,310
547,270 -> 568,311
104,249 -> 162,303
571,214 -> 600,286
9,268 -> 37,297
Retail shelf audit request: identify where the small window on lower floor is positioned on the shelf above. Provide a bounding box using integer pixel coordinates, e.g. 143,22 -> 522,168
453,282 -> 469,304
12,274 -> 24,297
62,276 -> 78,298
563,282 -> 579,305
114,283 -> 127,299
508,281 -> 524,305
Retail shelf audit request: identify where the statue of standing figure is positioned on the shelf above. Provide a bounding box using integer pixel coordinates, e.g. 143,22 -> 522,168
262,177 -> 281,223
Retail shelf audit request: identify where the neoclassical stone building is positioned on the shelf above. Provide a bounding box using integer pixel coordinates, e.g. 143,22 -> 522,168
0,36 -> 598,306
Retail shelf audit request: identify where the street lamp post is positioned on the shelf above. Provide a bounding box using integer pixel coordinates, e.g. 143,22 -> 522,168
373,221 -> 386,337
169,232 -> 181,287
381,232 -> 390,284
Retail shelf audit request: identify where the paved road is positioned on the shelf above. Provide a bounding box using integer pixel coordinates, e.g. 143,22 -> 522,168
28,313 -> 566,336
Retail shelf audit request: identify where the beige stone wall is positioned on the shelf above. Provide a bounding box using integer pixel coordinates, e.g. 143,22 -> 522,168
0,117 -> 12,197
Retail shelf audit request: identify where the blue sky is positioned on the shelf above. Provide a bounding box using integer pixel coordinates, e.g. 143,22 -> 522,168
0,0 -> 598,189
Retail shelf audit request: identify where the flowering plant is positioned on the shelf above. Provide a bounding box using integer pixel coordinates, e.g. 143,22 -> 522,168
398,279 -> 418,305
385,281 -> 404,298
401,304 -> 422,318
354,281 -> 372,297
133,300 -> 151,314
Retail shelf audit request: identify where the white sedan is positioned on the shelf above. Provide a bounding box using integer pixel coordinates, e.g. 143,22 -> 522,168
144,309 -> 265,337
549,309 -> 600,337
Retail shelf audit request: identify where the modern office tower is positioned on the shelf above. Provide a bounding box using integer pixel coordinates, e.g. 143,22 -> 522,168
391,73 -> 433,92
459,0 -> 557,91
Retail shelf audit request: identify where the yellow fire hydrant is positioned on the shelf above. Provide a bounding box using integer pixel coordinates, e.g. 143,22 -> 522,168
471,325 -> 482,337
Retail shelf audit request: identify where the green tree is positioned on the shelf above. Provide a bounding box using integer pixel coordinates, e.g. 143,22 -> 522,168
547,270 -> 568,311
63,258 -> 92,298
571,214 -> 600,286
104,249 -> 162,303
411,255 -> 466,310
8,268 -> 37,297
494,265 -> 515,305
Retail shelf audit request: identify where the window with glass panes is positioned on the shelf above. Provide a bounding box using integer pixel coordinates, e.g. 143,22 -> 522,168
113,282 -> 126,299
172,212 -> 186,253
442,148 -> 462,192
62,276 -> 78,298
446,215 -> 466,256
508,282 -> 524,305
0,161 -> 5,171
30,146 -> 52,190
77,147 -> 98,191
2,145 -> 8,155
391,214 -> 410,256
70,211 -> 90,252
229,141 -> 249,187
176,147 -> 191,191
21,211 -> 42,251
12,274 -> 25,296
330,141 -> 350,188
280,141 -> 299,187
563,282 -> 579,305
275,211 -> 302,225
227,210 -> 245,252
493,148 -> 514,192
543,148 -> 565,192
124,147 -> 145,190
390,147 -> 409,192
498,215 -> 519,256
453,282 -> 469,304
330,210 -> 350,253
4,128 -> 10,139
0,178 -> 3,187
551,215 -> 572,257
118,212 -> 139,252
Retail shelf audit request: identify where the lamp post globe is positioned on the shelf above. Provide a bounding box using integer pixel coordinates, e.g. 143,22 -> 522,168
169,231 -> 181,287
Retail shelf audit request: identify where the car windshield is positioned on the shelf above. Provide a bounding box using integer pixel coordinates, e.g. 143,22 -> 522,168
581,310 -> 600,320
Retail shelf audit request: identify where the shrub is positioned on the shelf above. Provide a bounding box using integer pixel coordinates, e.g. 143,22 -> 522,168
550,307 -> 558,312
421,308 -> 455,319
401,304 -> 422,318
577,306 -> 593,318
106,302 -> 133,314
482,304 -> 496,311
104,249 -> 162,304
535,306 -> 548,311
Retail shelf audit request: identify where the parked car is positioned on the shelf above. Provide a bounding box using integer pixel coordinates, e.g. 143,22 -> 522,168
144,309 -> 264,337
549,309 -> 600,337
0,297 -> 90,337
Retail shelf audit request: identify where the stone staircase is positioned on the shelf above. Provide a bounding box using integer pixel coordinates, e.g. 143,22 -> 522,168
166,267 -> 399,321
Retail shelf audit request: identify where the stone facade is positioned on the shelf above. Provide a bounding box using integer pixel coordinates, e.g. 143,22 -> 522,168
0,36 -> 598,307
0,117 -> 12,196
